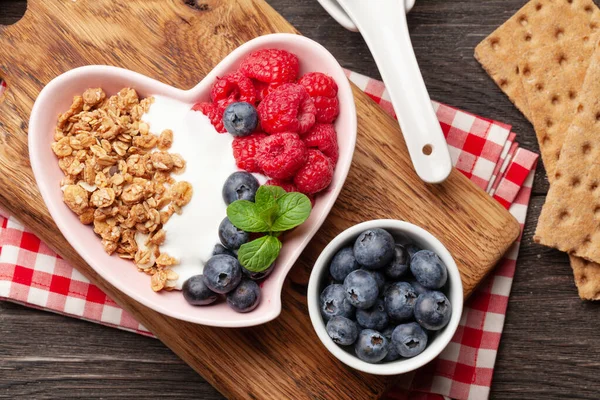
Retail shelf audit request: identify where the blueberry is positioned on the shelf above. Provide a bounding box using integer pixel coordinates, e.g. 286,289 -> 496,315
329,246 -> 360,281
405,243 -> 422,259
222,102 -> 258,137
219,217 -> 249,250
384,282 -> 417,321
414,291 -> 452,331
241,263 -> 274,280
382,326 -> 401,362
320,284 -> 355,321
222,171 -> 260,205
410,250 -> 448,289
343,269 -> 379,309
384,244 -> 410,279
226,279 -> 261,312
356,299 -> 389,331
409,279 -> 432,296
326,316 -> 359,346
202,254 -> 242,294
363,268 -> 385,293
353,228 -> 395,269
212,243 -> 236,257
182,275 -> 218,306
391,322 -> 428,358
354,329 -> 389,363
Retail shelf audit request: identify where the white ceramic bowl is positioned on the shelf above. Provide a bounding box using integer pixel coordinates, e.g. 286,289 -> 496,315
29,33 -> 357,327
307,219 -> 463,375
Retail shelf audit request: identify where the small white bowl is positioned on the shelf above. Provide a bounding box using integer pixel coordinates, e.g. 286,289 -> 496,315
307,219 -> 463,375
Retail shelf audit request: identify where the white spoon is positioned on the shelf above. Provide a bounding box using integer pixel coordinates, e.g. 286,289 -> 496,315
317,0 -> 452,184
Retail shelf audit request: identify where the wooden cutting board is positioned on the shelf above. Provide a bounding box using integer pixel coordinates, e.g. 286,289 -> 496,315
0,0 -> 520,398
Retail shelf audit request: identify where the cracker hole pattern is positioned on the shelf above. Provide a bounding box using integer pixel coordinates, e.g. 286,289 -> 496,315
536,83 -> 544,91
567,0 -> 573,4
523,65 -> 531,76
578,104 -> 585,113
535,3 -> 543,11
594,205 -> 600,216
518,15 -> 528,26
595,112 -> 600,122
582,235 -> 592,246
585,4 -> 593,13
490,38 -> 500,50
555,27 -> 565,39
525,33 -> 533,42
591,22 -> 598,30
589,181 -> 598,191
555,171 -> 562,180
558,209 -> 570,221
551,95 -> 560,105
571,177 -> 581,188
583,142 -> 592,154
556,150 -> 561,161
515,65 -> 520,75
499,78 -> 509,88
568,90 -> 577,100
541,134 -> 551,145
545,119 -> 553,129
558,54 -> 567,65
579,274 -> 588,285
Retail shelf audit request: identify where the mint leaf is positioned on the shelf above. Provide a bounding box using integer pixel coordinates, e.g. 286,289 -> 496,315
227,200 -> 271,232
255,185 -> 286,206
238,235 -> 282,272
271,192 -> 312,232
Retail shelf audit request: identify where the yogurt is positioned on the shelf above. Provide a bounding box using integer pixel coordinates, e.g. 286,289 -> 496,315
142,96 -> 264,289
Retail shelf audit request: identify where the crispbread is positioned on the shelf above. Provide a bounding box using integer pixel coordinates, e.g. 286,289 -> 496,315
570,255 -> 600,300
474,0 -> 600,121
519,35 -> 598,179
535,43 -> 600,264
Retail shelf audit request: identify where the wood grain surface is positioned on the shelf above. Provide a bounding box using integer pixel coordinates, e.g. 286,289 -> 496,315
2,1 -> 599,400
0,0 -> 519,399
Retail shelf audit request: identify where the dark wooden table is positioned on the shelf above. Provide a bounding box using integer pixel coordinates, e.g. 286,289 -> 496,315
1,1 -> 599,399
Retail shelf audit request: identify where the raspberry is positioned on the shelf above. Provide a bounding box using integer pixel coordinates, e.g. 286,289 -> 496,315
313,96 -> 340,124
298,72 -> 340,123
294,149 -> 334,194
232,132 -> 267,173
298,72 -> 338,98
210,72 -> 256,111
256,132 -> 307,179
265,179 -> 298,193
257,84 -> 316,134
303,123 -> 339,165
240,49 -> 299,85
191,102 -> 226,133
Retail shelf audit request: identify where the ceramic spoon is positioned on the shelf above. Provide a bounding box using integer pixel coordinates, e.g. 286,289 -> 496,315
320,0 -> 452,184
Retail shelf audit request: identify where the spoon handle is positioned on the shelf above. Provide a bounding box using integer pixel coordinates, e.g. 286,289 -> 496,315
337,0 -> 452,184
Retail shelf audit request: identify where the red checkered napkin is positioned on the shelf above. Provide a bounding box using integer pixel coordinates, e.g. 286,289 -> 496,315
0,73 -> 538,400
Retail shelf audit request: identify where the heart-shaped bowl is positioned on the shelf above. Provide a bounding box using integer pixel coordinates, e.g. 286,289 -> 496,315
29,33 -> 357,327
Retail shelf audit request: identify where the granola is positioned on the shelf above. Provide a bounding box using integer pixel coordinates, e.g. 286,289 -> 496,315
52,88 -> 191,292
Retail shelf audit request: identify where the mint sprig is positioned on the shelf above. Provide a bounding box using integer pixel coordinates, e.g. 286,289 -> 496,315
226,185 -> 312,272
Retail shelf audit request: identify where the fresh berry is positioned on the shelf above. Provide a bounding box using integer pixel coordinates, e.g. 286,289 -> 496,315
298,72 -> 338,98
384,282 -> 417,321
293,149 -> 334,194
265,179 -> 298,193
302,123 -> 339,165
353,228 -> 395,270
223,102 -> 258,137
257,84 -> 316,134
343,269 -> 379,309
256,132 -> 307,179
226,279 -> 261,312
210,72 -> 256,111
363,268 -> 386,293
240,49 -> 299,86
410,250 -> 448,289
218,217 -> 249,250
232,132 -> 266,173
241,262 -> 274,280
222,171 -> 260,205
326,316 -> 359,346
384,244 -> 410,279
382,326 -> 401,362
356,298 -> 389,331
405,243 -> 422,259
313,95 -> 340,123
192,102 -> 226,133
355,329 -> 389,363
253,79 -> 272,101
182,275 -> 218,306
329,246 -> 360,282
202,254 -> 242,294
212,243 -> 236,257
320,283 -> 355,321
392,322 -> 428,358
298,72 -> 340,123
409,279 -> 432,296
414,291 -> 452,331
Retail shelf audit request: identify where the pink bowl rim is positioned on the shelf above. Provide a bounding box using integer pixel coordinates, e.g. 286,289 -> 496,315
28,33 -> 357,327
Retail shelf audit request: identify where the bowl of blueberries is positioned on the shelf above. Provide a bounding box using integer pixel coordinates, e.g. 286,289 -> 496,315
307,219 -> 463,375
